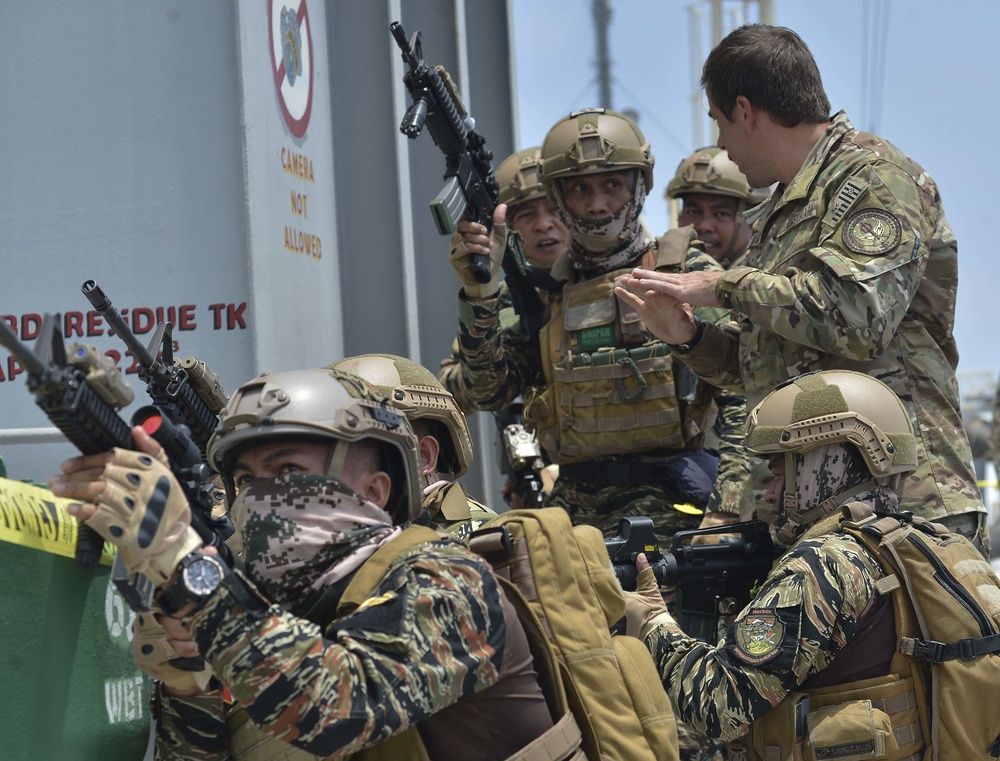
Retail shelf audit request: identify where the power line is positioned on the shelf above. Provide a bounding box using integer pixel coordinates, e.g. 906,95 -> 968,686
613,77 -> 690,154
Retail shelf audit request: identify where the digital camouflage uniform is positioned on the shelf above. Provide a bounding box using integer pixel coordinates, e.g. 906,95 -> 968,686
680,111 -> 983,527
451,230 -> 748,540
154,535 -> 548,760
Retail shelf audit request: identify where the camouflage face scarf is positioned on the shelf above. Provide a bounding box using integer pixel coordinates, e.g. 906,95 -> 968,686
555,172 -> 653,274
230,474 -> 400,614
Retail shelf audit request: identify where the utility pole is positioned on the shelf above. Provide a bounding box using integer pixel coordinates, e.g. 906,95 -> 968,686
593,0 -> 613,109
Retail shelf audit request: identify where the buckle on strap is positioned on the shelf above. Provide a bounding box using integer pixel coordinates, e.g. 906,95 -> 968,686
901,637 -> 946,663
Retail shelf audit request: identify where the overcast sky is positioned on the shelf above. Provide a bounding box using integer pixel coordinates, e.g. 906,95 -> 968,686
510,0 -> 999,407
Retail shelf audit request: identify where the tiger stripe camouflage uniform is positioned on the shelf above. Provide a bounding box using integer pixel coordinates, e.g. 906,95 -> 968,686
154,537 -> 547,760
641,510 -> 888,745
449,231 -> 748,539
677,111 -> 985,534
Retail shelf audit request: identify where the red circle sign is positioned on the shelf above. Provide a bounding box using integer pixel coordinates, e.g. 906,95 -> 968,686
268,0 -> 314,138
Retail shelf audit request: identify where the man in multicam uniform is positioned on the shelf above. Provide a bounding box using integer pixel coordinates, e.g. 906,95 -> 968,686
330,353 -> 496,540
624,370 -> 936,760
616,24 -> 987,556
438,146 -> 567,510
448,108 -> 749,542
49,368 -> 555,760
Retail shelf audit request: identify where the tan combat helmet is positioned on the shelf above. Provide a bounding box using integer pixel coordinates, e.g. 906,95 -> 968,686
207,368 -> 422,525
328,354 -> 474,479
745,370 -> 916,527
540,108 -> 654,192
497,146 -> 546,209
665,146 -> 758,204
540,109 -> 655,257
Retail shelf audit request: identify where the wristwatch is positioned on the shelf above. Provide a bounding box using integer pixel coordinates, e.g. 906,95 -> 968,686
158,551 -> 229,615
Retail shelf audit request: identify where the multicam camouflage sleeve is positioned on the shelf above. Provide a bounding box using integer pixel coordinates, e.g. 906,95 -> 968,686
451,292 -> 544,411
642,533 -> 882,742
173,541 -> 507,759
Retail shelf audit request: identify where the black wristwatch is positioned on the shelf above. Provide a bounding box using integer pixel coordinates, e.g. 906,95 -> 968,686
158,551 -> 229,615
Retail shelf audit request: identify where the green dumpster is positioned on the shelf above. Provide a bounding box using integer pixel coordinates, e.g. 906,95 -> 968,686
0,475 -> 150,760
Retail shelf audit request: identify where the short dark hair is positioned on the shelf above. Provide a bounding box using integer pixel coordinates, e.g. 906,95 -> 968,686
701,24 -> 830,127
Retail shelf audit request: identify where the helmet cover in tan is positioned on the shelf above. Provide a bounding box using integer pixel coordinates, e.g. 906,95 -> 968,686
328,354 -> 474,479
497,147 -> 546,209
207,368 -> 422,524
665,146 -> 759,204
744,370 -> 916,478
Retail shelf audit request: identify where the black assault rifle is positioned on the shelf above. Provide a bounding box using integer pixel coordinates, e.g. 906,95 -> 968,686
82,279 -> 228,456
606,516 -> 783,642
0,309 -> 232,611
0,314 -> 134,570
389,20 -> 559,340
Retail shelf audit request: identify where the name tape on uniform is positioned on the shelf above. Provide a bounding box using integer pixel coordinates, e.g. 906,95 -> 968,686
0,477 -> 115,565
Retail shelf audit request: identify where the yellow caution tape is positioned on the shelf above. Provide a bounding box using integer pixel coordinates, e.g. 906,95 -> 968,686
0,477 -> 116,565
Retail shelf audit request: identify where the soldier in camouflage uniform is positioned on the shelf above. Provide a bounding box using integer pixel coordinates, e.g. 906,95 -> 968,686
616,24 -> 987,555
50,368 -> 555,760
666,146 -> 764,269
438,146 -> 567,510
448,108 -> 749,542
329,353 -> 496,540
624,370 -> 944,759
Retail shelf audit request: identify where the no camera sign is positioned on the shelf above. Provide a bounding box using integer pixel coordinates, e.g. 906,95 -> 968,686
269,0 -> 314,138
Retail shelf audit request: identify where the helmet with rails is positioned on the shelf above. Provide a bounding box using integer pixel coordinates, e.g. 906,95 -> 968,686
206,368 -> 422,525
744,370 -> 917,540
665,146 -> 758,204
540,108 -> 654,259
744,369 -> 916,478
540,108 -> 654,191
497,146 -> 546,209
328,354 -> 474,479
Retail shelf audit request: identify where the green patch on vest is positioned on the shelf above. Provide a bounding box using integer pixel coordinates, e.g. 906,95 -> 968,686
574,324 -> 615,352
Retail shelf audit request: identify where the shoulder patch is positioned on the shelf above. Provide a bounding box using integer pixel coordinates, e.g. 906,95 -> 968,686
841,207 -> 901,256
733,608 -> 785,665
826,176 -> 869,227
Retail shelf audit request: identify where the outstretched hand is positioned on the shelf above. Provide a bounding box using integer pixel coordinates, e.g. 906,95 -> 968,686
615,270 -> 699,346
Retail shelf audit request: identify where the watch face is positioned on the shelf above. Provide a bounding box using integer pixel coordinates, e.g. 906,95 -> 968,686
183,556 -> 225,596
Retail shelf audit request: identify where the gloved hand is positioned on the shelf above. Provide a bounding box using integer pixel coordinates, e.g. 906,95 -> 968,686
131,611 -> 213,694
83,448 -> 203,585
623,553 -> 675,639
448,205 -> 508,299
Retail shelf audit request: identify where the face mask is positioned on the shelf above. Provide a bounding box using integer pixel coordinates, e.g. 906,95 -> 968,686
231,474 -> 399,614
554,172 -> 652,274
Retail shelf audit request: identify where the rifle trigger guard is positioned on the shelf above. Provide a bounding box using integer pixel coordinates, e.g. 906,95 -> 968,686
616,356 -> 647,403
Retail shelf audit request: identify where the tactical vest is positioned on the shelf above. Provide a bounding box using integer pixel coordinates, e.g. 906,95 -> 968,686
523,230 -> 716,465
750,504 -> 1000,761
222,526 -> 582,761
